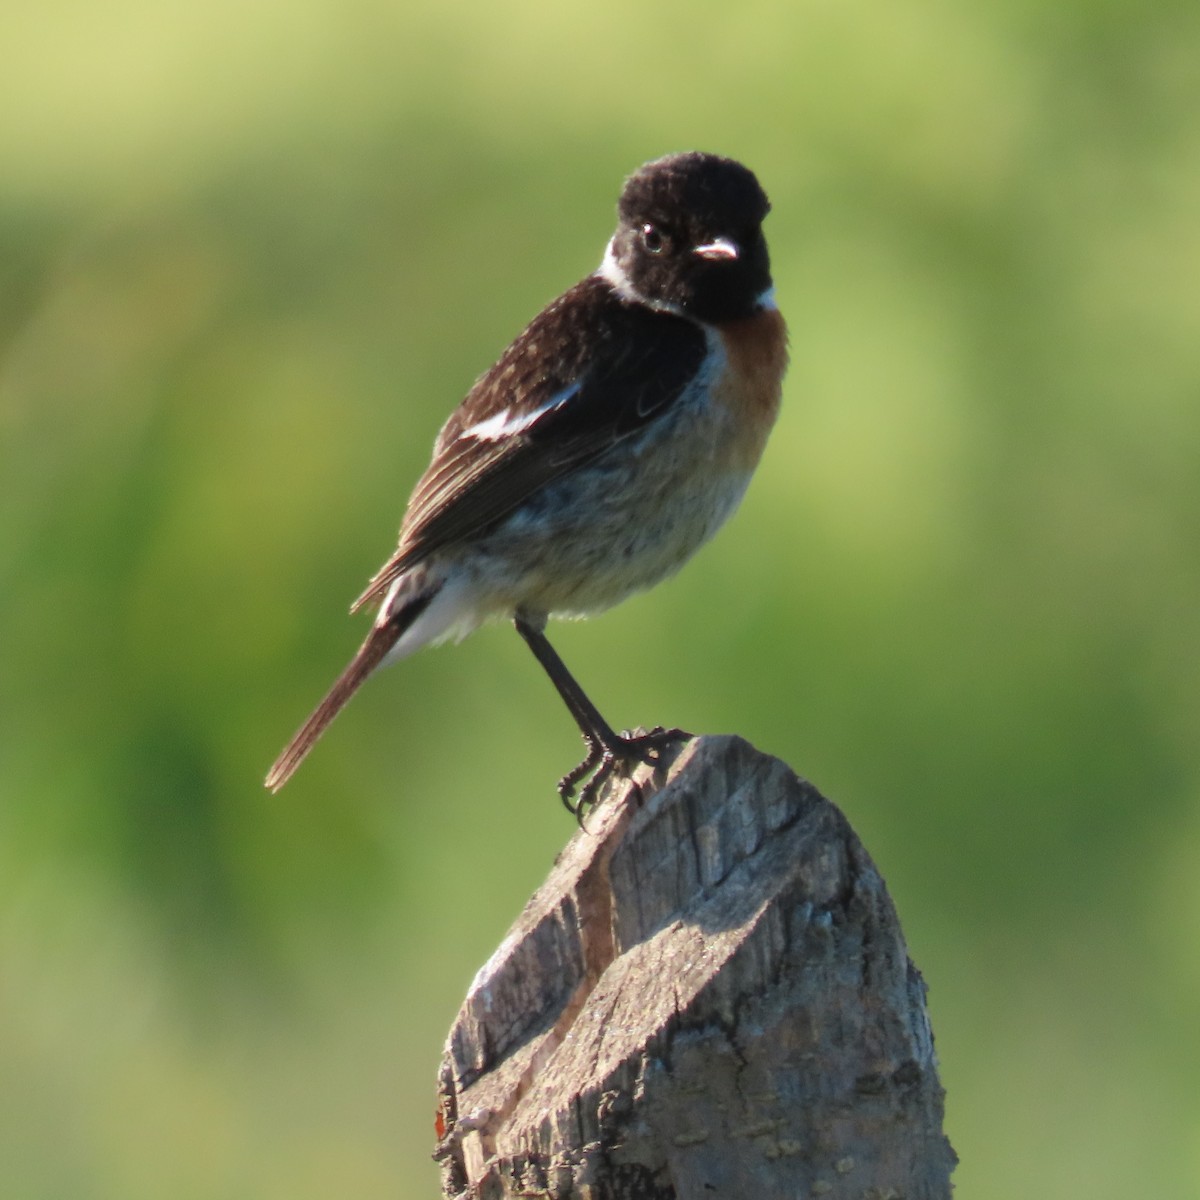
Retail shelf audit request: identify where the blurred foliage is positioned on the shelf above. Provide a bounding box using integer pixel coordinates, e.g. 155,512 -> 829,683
2,0 -> 1199,1196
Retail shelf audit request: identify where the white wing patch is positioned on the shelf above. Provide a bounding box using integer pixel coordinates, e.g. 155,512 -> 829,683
461,381 -> 582,442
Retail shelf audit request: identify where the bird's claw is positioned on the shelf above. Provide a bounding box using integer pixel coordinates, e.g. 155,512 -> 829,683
557,726 -> 690,824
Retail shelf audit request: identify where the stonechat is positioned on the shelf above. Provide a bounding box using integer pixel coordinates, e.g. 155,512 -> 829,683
266,152 -> 788,813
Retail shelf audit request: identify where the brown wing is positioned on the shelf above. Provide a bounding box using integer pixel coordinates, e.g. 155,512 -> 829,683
351,276 -> 708,613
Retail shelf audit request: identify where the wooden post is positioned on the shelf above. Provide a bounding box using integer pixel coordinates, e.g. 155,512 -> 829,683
435,735 -> 956,1199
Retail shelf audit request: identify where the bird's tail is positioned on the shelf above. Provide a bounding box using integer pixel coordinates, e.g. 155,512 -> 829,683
264,592 -> 433,792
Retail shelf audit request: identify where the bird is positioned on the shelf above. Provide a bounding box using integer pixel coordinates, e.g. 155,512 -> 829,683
265,151 -> 789,814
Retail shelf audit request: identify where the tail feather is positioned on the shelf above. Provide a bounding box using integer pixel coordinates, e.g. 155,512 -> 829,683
264,593 -> 433,792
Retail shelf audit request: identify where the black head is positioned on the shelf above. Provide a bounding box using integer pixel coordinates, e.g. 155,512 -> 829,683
603,152 -> 773,324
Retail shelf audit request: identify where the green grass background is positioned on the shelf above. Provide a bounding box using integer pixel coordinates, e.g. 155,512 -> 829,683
3,0 -> 1198,1195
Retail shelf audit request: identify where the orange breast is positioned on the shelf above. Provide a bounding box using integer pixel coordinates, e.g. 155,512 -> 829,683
712,306 -> 790,471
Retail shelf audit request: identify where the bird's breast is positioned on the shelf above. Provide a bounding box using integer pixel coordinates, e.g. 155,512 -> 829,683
709,304 -> 790,474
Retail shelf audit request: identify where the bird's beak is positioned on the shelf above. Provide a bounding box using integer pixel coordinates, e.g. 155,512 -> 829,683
693,237 -> 739,261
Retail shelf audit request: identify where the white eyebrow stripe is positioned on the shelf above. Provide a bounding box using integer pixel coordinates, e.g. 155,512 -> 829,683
461,381 -> 583,442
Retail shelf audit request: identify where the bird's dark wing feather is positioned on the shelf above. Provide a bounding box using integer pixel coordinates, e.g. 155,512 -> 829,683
351,276 -> 708,613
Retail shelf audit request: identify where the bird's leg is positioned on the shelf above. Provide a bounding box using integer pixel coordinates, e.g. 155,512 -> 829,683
514,614 -> 689,820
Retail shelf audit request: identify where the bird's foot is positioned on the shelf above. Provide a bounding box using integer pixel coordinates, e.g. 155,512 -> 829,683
557,726 -> 690,824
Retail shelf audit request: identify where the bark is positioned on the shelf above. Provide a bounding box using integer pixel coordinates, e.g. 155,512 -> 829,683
435,735 -> 956,1199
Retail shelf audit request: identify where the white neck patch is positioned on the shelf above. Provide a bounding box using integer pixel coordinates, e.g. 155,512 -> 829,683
596,236 -> 634,298
595,236 -> 687,318
754,286 -> 778,312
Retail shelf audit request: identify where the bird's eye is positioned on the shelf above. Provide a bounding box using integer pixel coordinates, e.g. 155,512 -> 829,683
641,223 -> 664,254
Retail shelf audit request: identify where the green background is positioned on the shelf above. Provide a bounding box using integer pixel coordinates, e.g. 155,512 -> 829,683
3,0 -> 1198,1196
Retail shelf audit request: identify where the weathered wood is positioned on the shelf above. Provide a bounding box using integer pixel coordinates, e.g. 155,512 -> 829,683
435,735 -> 956,1199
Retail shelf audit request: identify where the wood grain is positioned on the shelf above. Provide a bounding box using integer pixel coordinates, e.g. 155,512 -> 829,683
435,735 -> 956,1199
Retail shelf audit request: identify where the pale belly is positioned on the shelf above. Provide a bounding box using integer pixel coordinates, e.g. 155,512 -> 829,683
459,397 -> 757,618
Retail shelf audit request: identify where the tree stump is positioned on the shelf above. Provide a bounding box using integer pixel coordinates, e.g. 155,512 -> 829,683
435,735 -> 956,1199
